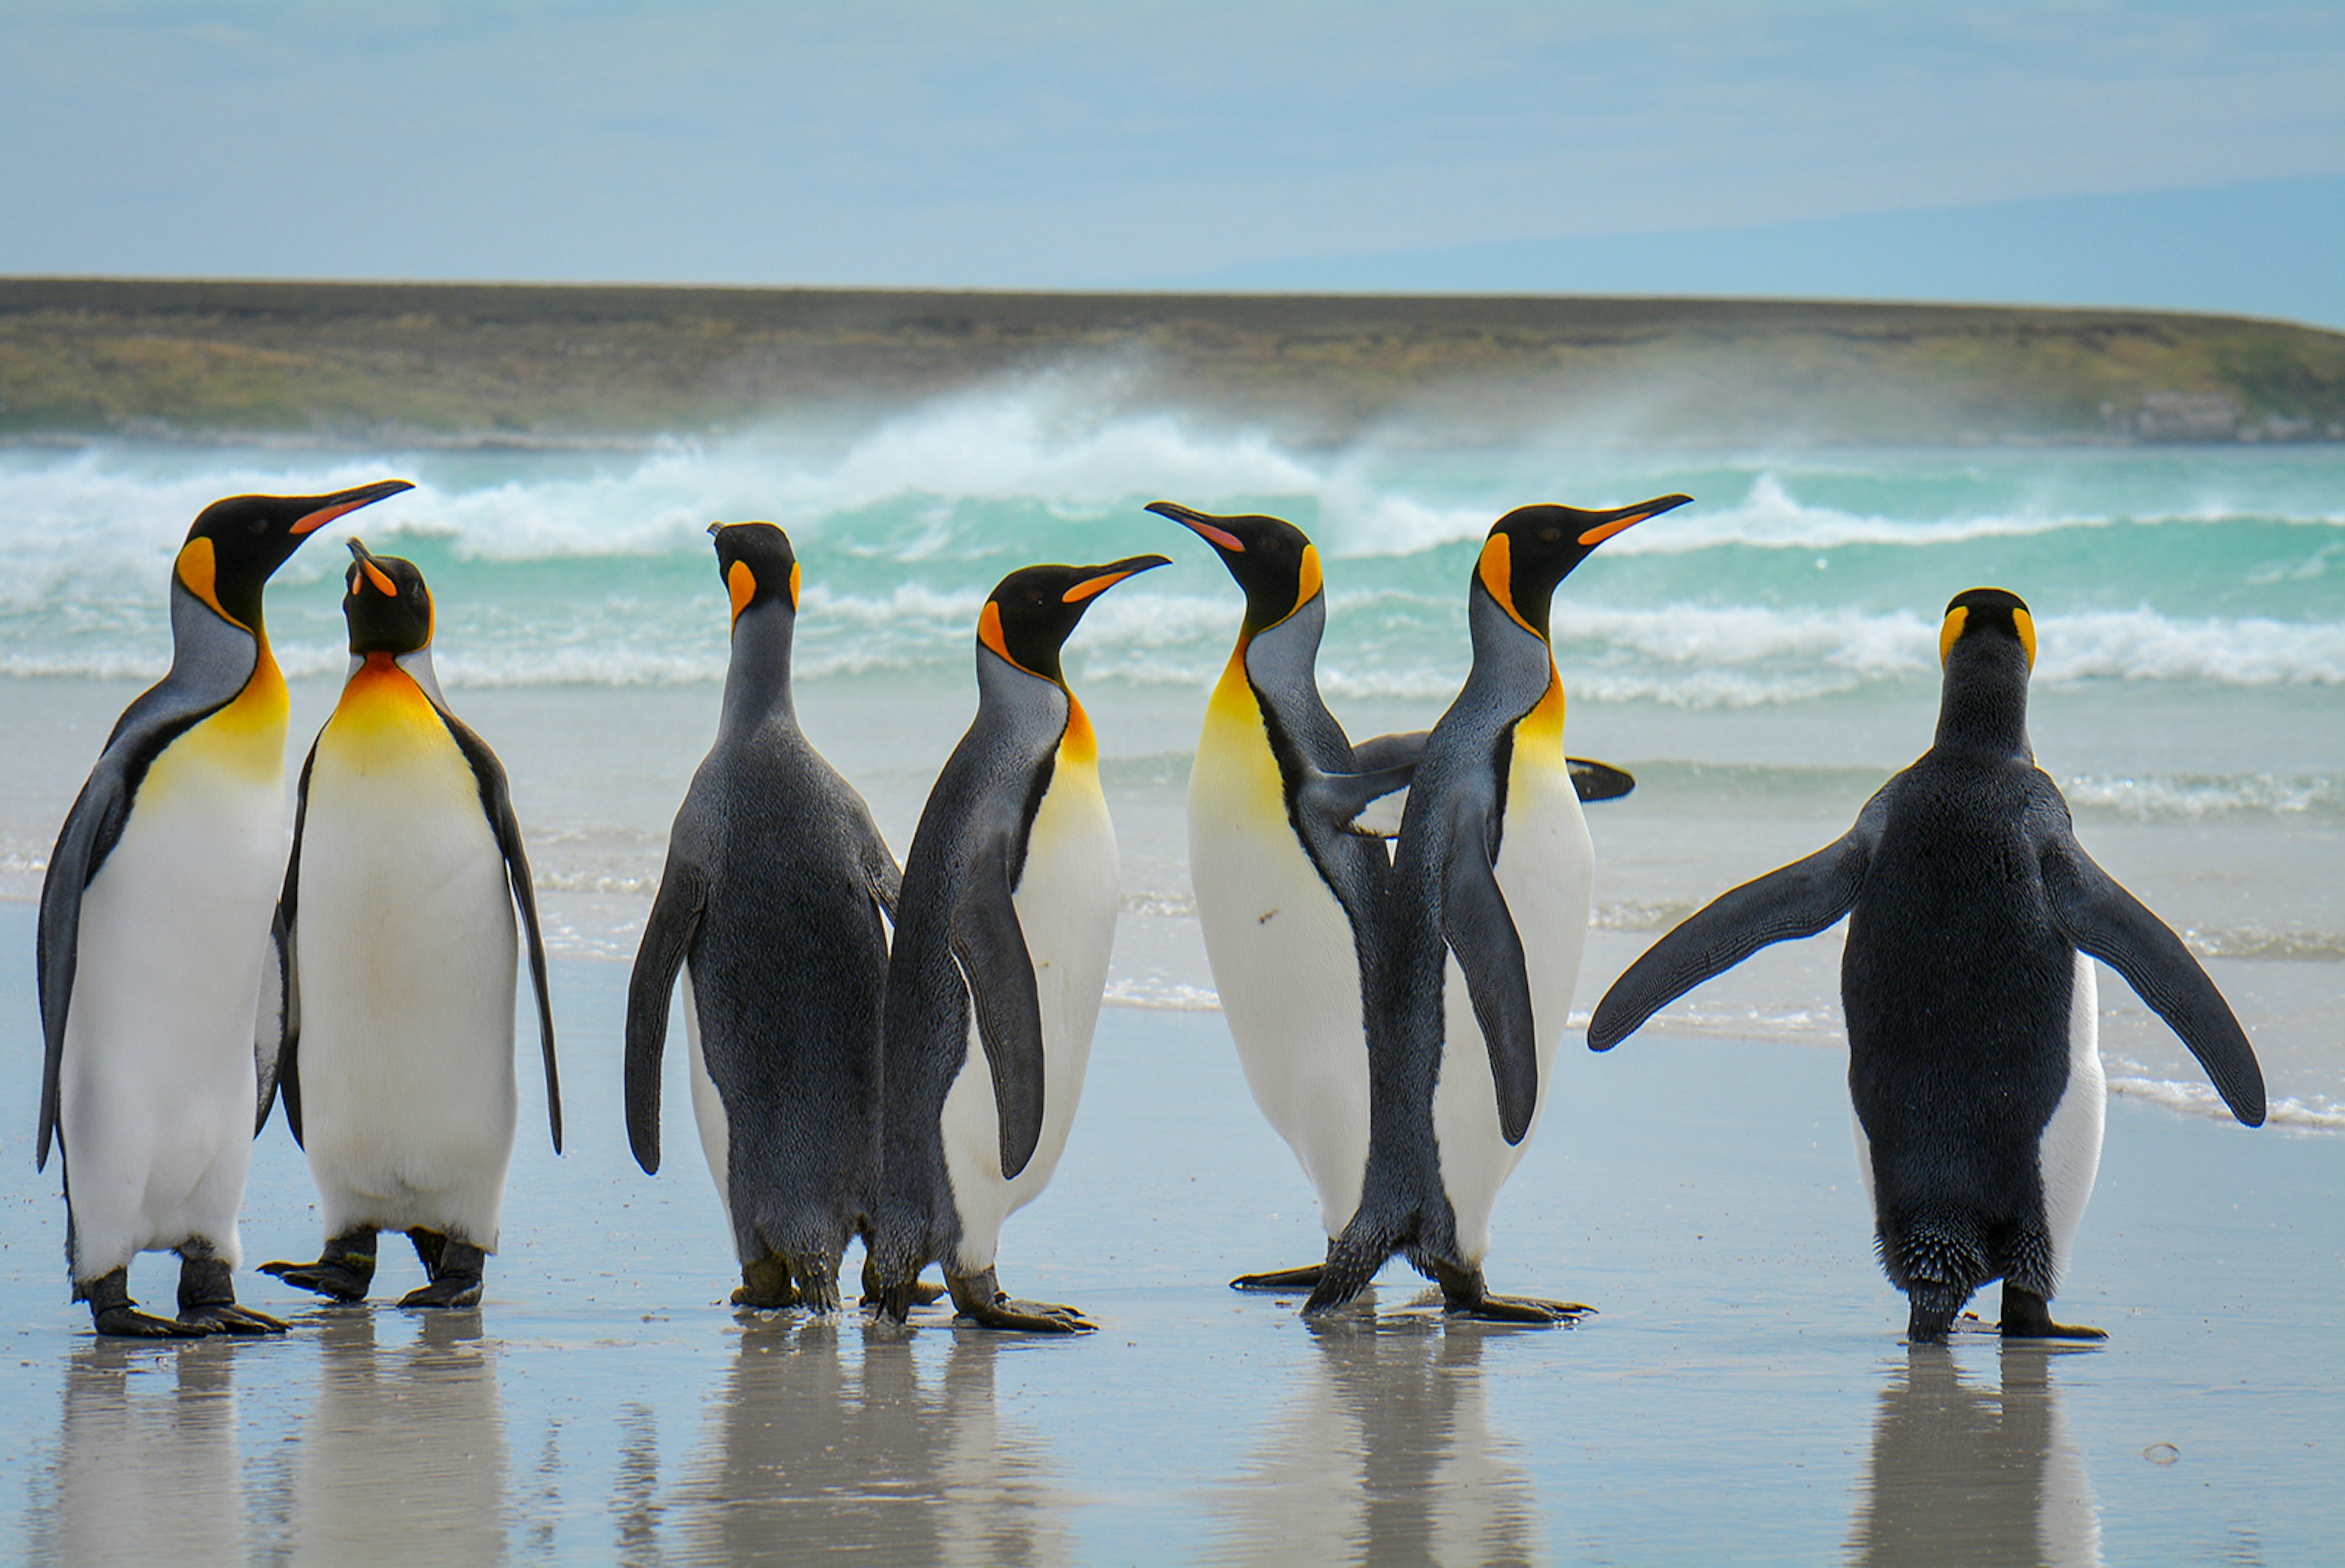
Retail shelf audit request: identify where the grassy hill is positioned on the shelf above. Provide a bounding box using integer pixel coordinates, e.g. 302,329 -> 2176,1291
4,277 -> 2341,448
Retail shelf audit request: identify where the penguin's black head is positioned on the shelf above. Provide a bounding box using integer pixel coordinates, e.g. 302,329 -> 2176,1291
1145,501 -> 1320,634
708,521 -> 799,625
341,539 -> 434,656
175,479 -> 414,633
1940,586 -> 2035,672
1477,493 -> 1690,639
980,554 -> 1172,684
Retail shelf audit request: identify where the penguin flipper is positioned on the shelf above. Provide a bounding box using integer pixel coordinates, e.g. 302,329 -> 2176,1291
863,821 -> 904,921
1441,794 -> 1539,1145
442,714 -> 563,1154
625,858 -> 706,1175
951,840 -> 1047,1182
34,753 -> 137,1172
265,742 -> 317,1143
254,905 -> 289,1138
1350,729 -> 1430,772
1568,758 -> 1637,803
2044,842 -> 2266,1127
1301,762 -> 1416,841
1588,799 -> 1884,1054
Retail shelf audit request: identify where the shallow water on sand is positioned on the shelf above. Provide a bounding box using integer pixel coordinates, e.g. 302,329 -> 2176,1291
0,918 -> 2337,1565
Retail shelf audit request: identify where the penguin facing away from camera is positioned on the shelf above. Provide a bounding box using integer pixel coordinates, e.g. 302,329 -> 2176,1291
37,479 -> 413,1336
1152,500 -> 1645,1293
624,521 -> 904,1312
870,554 -> 1169,1332
1306,494 -> 1691,1322
1588,587 -> 2265,1342
260,539 -> 561,1310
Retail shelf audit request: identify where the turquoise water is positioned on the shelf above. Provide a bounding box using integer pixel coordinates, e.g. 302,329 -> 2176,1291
2,414 -> 2341,1126
3,424 -> 2342,697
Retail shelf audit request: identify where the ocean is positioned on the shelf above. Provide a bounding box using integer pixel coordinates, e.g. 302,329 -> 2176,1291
4,403 -> 2340,1130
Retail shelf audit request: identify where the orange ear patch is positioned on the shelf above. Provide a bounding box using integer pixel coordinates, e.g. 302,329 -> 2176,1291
175,537 -> 238,626
978,600 -> 1014,664
1293,543 -> 1323,617
1938,606 -> 1969,666
1477,534 -> 1538,635
788,560 -> 802,611
727,559 -> 757,623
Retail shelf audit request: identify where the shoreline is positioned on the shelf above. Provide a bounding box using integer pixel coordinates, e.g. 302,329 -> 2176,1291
0,945 -> 2336,1563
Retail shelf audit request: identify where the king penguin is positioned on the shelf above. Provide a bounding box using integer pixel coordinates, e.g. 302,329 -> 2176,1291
259,539 -> 561,1310
1152,499 -> 1643,1292
36,479 -> 413,1336
1588,587 -> 2266,1341
625,521 -> 904,1312
868,553 -> 1169,1332
1306,494 -> 1691,1322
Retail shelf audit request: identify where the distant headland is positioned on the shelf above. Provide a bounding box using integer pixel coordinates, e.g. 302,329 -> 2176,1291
3,277 -> 2340,449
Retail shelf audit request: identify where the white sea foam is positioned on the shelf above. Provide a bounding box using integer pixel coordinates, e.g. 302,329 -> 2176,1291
2063,772 -> 2345,822
2107,1077 -> 2345,1131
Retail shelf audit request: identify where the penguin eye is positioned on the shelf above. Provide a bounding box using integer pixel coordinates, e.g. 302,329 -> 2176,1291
247,516 -> 270,535
1538,527 -> 1561,543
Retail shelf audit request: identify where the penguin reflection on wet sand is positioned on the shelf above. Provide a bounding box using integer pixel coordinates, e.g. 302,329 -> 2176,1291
1307,495 -> 1692,1322
1151,500 -> 1635,1293
1850,1346 -> 2103,1568
261,540 -> 561,1310
626,523 -> 903,1311
1591,588 -> 2264,1343
868,554 -> 1170,1332
37,481 -> 413,1336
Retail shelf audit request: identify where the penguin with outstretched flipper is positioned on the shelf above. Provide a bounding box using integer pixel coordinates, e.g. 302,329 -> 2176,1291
37,480 -> 413,1336
1152,500 -> 1642,1295
1304,494 -> 1691,1323
868,554 -> 1169,1332
261,539 -> 561,1310
624,522 -> 903,1312
1588,587 -> 2265,1342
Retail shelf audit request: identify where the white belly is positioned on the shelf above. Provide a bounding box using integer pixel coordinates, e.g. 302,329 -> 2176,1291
939,765 -> 1119,1274
61,757 -> 284,1279
1431,752 -> 1591,1264
1188,711 -> 1370,1236
293,744 -> 519,1247
2035,953 -> 2105,1291
678,967 -> 736,1248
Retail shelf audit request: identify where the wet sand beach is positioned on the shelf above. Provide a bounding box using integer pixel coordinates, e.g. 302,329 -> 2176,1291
0,902 -> 2336,1565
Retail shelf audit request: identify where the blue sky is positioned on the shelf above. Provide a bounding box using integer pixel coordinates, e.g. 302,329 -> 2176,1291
5,2 -> 2341,323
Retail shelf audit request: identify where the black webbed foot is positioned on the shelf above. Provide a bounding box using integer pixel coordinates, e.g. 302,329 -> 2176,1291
176,1254 -> 288,1334
260,1229 -> 378,1302
83,1267 -> 213,1337
1430,1260 -> 1590,1326
397,1233 -> 484,1310
858,1254 -> 947,1311
1905,1281 -> 1971,1345
1999,1285 -> 2107,1341
179,1302 -> 289,1335
945,1268 -> 1095,1334
1447,1293 -> 1593,1326
732,1252 -> 799,1310
1231,1263 -> 1325,1291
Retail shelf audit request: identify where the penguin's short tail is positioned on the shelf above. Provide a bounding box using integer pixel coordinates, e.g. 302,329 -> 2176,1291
1878,1209 -> 1990,1299
1303,1214 -> 1400,1316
